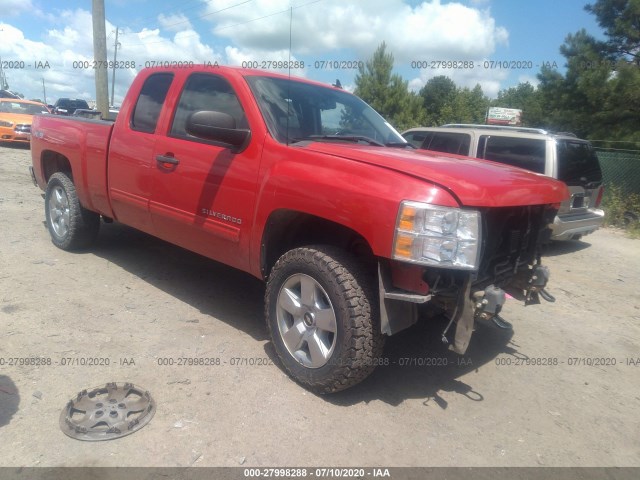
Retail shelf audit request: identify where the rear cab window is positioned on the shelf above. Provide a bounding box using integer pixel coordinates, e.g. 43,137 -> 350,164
131,73 -> 174,133
478,135 -> 546,174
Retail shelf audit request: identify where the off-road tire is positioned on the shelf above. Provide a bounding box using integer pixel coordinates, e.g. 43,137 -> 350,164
45,172 -> 100,250
265,245 -> 385,394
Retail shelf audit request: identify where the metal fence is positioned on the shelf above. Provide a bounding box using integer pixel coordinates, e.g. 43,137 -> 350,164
595,148 -> 640,195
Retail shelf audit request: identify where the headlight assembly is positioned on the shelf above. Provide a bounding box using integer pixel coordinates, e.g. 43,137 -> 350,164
393,201 -> 481,270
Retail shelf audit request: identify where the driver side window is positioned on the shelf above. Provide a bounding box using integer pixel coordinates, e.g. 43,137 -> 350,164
170,73 -> 247,140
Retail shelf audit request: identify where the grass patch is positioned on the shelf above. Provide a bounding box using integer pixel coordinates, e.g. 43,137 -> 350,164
601,185 -> 640,238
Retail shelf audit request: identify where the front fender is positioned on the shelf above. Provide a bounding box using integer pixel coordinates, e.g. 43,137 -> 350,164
248,141 -> 459,277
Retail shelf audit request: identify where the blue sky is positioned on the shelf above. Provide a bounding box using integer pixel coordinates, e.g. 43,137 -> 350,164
0,0 -> 604,104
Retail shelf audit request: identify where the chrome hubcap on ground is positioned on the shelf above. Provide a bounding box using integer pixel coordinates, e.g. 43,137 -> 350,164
59,382 -> 155,441
276,274 -> 337,368
48,186 -> 70,238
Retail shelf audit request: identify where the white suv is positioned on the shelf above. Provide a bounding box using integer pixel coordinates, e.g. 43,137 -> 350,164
402,124 -> 605,241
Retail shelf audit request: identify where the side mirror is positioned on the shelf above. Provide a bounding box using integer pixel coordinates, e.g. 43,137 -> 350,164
186,110 -> 250,150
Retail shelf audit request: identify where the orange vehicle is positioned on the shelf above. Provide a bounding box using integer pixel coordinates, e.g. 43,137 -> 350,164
0,98 -> 50,144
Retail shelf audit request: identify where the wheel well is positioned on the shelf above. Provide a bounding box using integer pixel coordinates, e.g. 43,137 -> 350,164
261,210 -> 376,279
41,150 -> 72,183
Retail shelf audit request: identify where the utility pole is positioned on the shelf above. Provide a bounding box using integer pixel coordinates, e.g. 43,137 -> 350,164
110,27 -> 121,107
92,0 -> 109,118
0,56 -> 9,90
42,78 -> 47,104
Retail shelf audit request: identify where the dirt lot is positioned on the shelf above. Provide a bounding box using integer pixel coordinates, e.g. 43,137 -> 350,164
1,143 -> 639,468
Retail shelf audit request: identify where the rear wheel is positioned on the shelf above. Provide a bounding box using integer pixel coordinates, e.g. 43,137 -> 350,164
265,246 -> 384,393
45,172 -> 100,250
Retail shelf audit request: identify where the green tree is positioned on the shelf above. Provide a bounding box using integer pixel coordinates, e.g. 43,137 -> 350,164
585,0 -> 640,64
418,76 -> 457,125
535,1 -> 640,141
419,77 -> 489,125
354,42 -> 426,131
537,30 -> 614,137
452,84 -> 489,124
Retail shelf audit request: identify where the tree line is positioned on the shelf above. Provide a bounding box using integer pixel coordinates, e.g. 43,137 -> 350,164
353,0 -> 639,143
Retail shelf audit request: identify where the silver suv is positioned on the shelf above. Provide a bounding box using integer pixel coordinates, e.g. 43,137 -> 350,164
402,124 -> 605,241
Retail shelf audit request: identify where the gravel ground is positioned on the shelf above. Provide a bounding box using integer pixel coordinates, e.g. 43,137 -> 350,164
0,143 -> 639,468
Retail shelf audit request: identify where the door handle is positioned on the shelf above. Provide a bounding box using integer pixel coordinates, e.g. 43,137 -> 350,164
156,155 -> 179,165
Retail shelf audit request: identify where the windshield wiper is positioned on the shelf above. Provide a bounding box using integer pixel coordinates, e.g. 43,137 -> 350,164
293,135 -> 386,147
385,141 -> 416,149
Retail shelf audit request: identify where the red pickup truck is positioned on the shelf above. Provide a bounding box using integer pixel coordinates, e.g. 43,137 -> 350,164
30,66 -> 567,393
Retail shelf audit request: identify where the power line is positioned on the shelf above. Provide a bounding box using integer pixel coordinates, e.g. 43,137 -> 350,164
158,0 -> 254,30
121,0 -> 323,47
127,0 -> 214,28
113,0 -> 255,46
212,0 -> 322,33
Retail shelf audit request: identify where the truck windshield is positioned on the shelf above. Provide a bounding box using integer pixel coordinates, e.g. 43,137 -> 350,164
556,140 -> 602,186
245,75 -> 406,146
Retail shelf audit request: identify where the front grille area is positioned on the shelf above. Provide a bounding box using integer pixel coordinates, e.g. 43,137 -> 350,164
475,205 -> 554,288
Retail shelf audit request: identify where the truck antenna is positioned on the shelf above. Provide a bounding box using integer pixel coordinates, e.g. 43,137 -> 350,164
286,6 -> 292,146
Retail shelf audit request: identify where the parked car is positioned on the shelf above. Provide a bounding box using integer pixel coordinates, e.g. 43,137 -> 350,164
52,98 -> 90,116
30,66 -> 567,393
0,98 -> 50,144
402,124 -> 604,241
0,89 -> 21,99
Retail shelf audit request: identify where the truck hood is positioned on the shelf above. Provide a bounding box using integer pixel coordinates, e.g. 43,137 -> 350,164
300,143 -> 568,207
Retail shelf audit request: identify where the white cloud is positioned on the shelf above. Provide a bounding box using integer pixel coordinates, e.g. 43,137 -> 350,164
0,9 -> 222,105
202,0 -> 509,63
0,0 -> 35,16
224,46 -> 306,76
158,13 -> 193,32
0,1 -> 513,103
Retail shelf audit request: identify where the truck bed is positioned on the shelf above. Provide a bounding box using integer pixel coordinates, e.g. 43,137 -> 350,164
31,114 -> 115,217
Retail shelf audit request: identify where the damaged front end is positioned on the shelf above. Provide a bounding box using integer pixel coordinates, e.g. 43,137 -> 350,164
380,202 -> 558,355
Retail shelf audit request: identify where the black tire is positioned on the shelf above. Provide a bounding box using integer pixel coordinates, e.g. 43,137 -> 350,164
44,172 -> 100,250
265,246 -> 384,393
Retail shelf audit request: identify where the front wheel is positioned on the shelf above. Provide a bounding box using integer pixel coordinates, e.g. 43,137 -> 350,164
45,172 -> 100,250
265,246 -> 384,393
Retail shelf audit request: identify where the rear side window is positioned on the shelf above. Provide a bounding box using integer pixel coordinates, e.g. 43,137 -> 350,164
479,135 -> 546,174
556,140 -> 602,185
170,73 -> 246,139
424,132 -> 471,155
131,73 -> 173,133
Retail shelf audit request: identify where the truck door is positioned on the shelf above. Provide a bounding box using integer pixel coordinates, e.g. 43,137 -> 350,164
108,72 -> 174,233
149,72 -> 260,272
